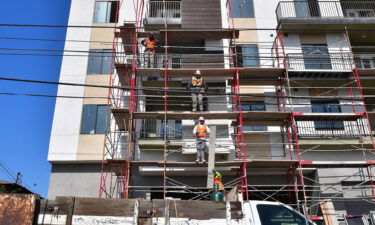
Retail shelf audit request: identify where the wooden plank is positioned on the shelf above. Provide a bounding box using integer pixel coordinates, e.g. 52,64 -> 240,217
230,202 -> 243,219
169,200 -> 226,219
320,201 -> 339,225
65,197 -> 75,225
73,198 -> 135,216
207,126 -> 216,188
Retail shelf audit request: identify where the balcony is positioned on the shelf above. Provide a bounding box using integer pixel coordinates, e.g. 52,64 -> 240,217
354,53 -> 375,69
286,52 -> 353,78
144,1 -> 181,26
276,1 -> 375,29
140,118 -> 182,139
295,118 -> 370,140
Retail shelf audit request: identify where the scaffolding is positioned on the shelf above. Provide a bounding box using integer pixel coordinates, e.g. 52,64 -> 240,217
98,0 -> 375,219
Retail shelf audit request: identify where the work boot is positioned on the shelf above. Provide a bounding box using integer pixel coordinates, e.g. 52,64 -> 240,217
201,159 -> 206,163
196,159 -> 199,163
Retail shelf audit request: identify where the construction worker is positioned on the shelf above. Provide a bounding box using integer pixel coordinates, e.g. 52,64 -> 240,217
193,116 -> 210,163
188,70 -> 207,112
141,33 -> 159,68
212,169 -> 224,194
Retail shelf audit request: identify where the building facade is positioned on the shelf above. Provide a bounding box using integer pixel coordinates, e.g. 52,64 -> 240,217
48,0 -> 375,221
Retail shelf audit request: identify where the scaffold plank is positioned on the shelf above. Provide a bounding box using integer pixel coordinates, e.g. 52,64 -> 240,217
293,112 -> 364,121
112,109 -> 291,126
115,65 -> 285,79
301,160 -> 375,168
130,160 -> 297,168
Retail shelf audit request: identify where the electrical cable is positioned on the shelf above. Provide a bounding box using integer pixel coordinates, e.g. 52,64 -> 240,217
4,23 -> 375,32
3,76 -> 375,101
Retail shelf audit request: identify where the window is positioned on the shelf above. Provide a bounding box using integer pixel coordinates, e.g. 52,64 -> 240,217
311,100 -> 344,130
81,105 -> 109,134
93,1 -> 118,23
87,49 -> 112,74
242,101 -> 267,131
257,204 -> 310,225
301,44 -> 331,69
236,45 -> 259,67
311,100 -> 340,113
160,120 -> 182,139
230,0 -> 255,18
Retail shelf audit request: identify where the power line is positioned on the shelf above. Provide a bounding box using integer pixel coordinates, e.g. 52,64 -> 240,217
3,23 -> 375,32
2,91 -> 375,108
0,161 -> 16,182
1,76 -> 375,102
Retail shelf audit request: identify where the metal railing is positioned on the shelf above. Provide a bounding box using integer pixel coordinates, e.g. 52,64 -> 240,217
145,1 -> 181,24
354,53 -> 375,69
296,119 -> 370,139
140,118 -> 182,139
286,53 -> 353,70
277,1 -> 375,20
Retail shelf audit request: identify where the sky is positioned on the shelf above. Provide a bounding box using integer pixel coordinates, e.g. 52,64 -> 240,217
0,0 -> 71,197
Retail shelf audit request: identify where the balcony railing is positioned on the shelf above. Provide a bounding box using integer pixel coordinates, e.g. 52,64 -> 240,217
140,118 -> 182,139
145,1 -> 181,24
137,53 -> 226,69
354,54 -> 375,69
276,1 -> 375,21
286,53 -> 353,71
296,119 -> 370,139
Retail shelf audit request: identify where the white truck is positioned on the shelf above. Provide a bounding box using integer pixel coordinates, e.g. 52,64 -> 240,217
243,200 -> 315,225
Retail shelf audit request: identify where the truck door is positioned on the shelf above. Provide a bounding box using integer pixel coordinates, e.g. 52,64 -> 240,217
255,204 -> 313,225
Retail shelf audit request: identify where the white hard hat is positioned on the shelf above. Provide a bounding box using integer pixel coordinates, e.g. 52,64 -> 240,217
195,70 -> 201,75
199,116 -> 205,121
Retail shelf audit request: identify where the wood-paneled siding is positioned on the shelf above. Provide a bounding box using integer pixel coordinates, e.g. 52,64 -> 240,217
181,0 -> 222,29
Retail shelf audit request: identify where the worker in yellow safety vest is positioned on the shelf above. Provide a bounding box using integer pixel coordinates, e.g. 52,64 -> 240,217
188,70 -> 207,112
212,169 -> 224,194
141,33 -> 159,68
193,116 -> 210,163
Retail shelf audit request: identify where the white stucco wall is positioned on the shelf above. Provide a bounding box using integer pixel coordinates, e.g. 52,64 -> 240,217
254,0 -> 279,67
48,0 -> 96,161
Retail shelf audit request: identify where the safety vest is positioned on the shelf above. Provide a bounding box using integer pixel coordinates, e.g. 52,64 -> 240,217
217,182 -> 224,191
196,124 -> 207,139
214,171 -> 222,183
192,76 -> 203,87
145,39 -> 156,50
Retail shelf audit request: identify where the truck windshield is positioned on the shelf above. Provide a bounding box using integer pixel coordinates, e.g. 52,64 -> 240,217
257,204 -> 310,225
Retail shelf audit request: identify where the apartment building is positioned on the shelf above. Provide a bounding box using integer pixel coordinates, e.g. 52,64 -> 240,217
48,0 -> 375,220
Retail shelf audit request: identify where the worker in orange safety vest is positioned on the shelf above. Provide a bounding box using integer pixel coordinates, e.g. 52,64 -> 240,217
193,116 -> 210,163
188,70 -> 207,112
212,169 -> 224,194
141,33 -> 159,68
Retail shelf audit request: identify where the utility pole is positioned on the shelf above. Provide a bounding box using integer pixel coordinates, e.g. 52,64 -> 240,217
207,126 -> 216,188
15,172 -> 22,185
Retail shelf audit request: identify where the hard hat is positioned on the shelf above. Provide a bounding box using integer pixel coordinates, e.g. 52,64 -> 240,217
199,116 -> 204,121
195,70 -> 201,75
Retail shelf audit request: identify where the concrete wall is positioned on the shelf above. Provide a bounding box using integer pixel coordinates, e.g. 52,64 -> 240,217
48,164 -> 101,199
